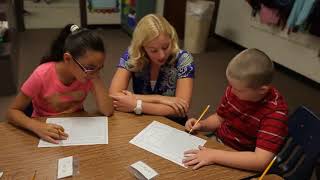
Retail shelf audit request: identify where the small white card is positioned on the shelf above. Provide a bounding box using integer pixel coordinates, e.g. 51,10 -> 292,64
130,161 -> 158,180
57,156 -> 73,179
0,172 -> 3,178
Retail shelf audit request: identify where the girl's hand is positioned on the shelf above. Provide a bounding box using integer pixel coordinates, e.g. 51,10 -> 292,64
31,121 -> 68,144
159,97 -> 189,117
111,90 -> 137,112
87,71 -> 101,81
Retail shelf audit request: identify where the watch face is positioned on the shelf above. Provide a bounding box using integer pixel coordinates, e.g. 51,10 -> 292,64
134,107 -> 142,114
134,100 -> 142,114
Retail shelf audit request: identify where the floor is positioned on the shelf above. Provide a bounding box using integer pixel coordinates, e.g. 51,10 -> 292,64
24,0 -> 120,29
0,28 -> 319,121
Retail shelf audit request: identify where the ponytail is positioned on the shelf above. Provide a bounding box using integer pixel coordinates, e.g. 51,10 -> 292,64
41,24 -> 105,64
41,24 -> 73,64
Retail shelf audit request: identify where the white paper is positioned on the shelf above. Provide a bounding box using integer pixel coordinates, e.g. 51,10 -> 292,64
57,156 -> 73,179
130,161 -> 158,180
130,121 -> 207,167
38,117 -> 108,147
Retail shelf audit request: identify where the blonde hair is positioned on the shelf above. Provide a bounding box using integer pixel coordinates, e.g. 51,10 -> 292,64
128,14 -> 180,72
226,48 -> 274,88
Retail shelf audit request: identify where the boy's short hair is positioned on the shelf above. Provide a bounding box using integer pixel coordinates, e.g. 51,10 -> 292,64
226,48 -> 274,88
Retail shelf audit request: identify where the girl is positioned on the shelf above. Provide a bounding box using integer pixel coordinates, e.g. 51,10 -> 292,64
109,14 -> 195,125
7,24 -> 113,144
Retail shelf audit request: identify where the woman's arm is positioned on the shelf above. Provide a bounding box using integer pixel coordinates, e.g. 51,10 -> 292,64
141,78 -> 193,116
6,92 -> 68,144
111,77 -> 193,117
132,78 -> 192,104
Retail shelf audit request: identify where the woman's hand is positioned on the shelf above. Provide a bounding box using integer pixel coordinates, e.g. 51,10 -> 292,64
159,97 -> 189,117
31,121 -> 68,144
111,90 -> 137,112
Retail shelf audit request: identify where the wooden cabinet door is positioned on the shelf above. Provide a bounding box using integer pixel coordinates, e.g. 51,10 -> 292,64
163,0 -> 186,39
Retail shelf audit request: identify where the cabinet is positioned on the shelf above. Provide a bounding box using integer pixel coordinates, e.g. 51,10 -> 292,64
121,0 -> 155,35
0,0 -> 18,95
215,0 -> 320,83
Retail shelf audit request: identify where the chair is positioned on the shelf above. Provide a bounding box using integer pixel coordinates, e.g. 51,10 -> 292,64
242,106 -> 320,180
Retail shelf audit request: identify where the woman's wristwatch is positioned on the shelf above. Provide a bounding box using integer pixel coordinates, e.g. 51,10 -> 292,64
134,99 -> 142,115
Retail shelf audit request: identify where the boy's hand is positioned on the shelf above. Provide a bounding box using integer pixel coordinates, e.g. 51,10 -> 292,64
31,121 -> 68,144
185,118 -> 202,133
183,146 -> 215,170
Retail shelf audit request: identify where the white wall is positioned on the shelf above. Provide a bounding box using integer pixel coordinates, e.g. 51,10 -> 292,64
215,0 -> 320,83
156,0 -> 165,16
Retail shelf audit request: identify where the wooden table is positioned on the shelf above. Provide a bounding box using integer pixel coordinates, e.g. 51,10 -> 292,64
0,112 -> 254,179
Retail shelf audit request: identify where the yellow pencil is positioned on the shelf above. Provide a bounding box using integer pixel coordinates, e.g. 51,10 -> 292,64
189,105 -> 210,134
31,170 -> 37,180
258,156 -> 277,180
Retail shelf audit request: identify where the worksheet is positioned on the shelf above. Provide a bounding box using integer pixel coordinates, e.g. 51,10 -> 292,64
130,121 -> 207,167
38,117 -> 108,147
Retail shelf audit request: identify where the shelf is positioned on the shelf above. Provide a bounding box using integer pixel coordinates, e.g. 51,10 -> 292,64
0,3 -> 7,21
0,1 -> 18,96
250,16 -> 320,51
121,23 -> 134,35
0,42 -> 10,59
120,0 -> 155,35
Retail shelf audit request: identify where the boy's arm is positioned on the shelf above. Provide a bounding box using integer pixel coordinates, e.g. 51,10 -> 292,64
208,147 -> 274,171
183,146 -> 275,171
186,113 -> 224,132
199,113 -> 224,131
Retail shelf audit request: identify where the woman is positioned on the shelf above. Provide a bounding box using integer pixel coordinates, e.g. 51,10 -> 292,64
109,14 -> 195,125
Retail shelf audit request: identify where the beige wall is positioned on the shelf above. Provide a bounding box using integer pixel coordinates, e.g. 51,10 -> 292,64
215,0 -> 320,83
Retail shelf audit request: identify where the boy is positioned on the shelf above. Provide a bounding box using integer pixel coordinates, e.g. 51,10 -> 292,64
183,48 -> 288,171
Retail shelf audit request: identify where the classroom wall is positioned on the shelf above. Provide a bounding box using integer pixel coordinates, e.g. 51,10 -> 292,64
215,0 -> 320,83
155,0 -> 165,16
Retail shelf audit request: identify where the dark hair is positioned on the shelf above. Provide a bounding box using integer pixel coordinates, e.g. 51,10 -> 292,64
41,24 -> 105,64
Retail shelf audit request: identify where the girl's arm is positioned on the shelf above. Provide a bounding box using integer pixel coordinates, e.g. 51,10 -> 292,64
91,76 -> 114,116
6,92 -> 68,144
109,68 -> 131,96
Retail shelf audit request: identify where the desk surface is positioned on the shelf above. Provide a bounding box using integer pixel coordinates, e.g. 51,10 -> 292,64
0,112 -> 253,179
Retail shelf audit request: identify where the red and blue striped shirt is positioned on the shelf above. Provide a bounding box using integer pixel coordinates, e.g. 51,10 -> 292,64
216,86 -> 288,153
